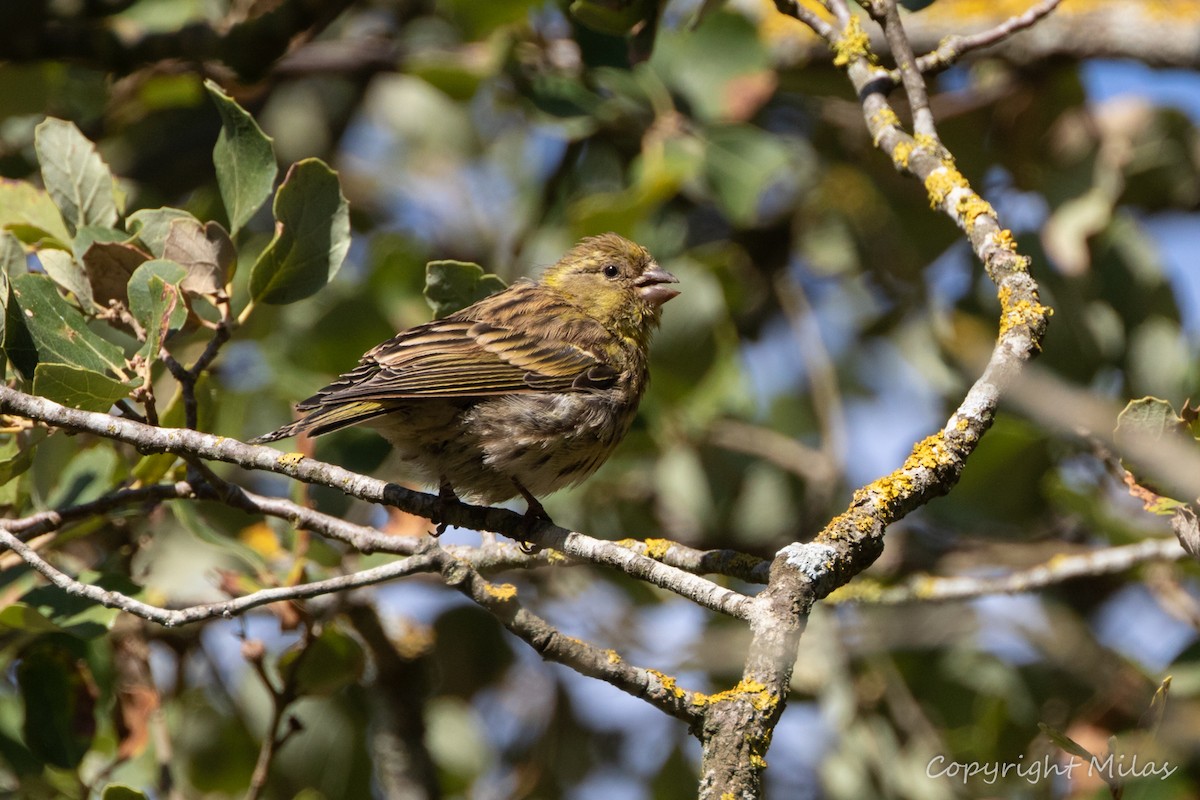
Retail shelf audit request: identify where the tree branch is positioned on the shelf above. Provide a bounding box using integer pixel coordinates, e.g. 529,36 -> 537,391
697,1 -> 1056,794
0,525 -> 441,627
438,552 -> 707,727
828,538 -> 1188,604
0,386 -> 752,620
910,0 -> 1063,77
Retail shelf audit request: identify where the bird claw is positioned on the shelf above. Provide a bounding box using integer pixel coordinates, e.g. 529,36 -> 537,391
433,480 -> 458,538
517,499 -> 551,554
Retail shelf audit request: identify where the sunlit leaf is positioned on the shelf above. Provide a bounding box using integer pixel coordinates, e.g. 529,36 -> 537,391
32,363 -> 130,412
249,159 -> 350,305
127,259 -> 188,358
34,249 -> 93,309
162,217 -> 236,298
126,207 -> 199,257
205,79 -> 278,235
0,179 -> 72,246
8,273 -> 126,377
34,118 -> 119,234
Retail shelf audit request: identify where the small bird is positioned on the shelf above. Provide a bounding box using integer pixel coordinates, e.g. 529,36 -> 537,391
253,233 -> 679,519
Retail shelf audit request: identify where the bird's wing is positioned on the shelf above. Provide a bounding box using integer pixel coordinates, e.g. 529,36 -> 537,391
297,317 -> 617,410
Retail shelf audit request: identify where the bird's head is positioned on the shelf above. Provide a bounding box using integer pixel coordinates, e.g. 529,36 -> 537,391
541,233 -> 679,340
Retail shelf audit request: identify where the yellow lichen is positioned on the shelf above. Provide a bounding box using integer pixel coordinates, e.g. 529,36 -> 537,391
891,139 -> 915,169
643,538 -> 672,560
648,668 -> 687,699
276,452 -> 305,467
832,15 -> 871,67
871,107 -> 902,145
913,132 -> 943,153
999,297 -> 1053,339
924,165 -> 967,209
991,228 -> 1018,252
956,193 -> 995,234
484,582 -> 517,601
606,649 -> 622,665
699,679 -> 778,712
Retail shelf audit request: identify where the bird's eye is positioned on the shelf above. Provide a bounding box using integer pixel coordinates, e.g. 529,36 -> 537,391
603,264 -> 620,278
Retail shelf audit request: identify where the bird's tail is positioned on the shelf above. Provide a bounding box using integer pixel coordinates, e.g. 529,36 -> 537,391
250,400 -> 391,444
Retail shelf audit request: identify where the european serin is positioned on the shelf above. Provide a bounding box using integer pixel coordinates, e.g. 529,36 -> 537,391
254,233 -> 679,516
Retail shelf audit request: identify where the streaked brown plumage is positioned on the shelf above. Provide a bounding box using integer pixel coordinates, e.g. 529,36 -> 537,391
253,233 -> 679,512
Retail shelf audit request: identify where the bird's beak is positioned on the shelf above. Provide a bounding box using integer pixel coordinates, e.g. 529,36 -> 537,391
635,265 -> 680,306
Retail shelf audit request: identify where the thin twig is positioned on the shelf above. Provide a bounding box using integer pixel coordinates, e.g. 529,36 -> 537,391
872,0 -> 938,141
772,0 -> 837,40
244,623 -> 315,800
827,538 -> 1188,605
0,526 -> 441,627
912,0 -> 1063,77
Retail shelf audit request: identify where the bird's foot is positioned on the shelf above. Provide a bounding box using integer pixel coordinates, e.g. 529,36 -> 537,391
513,480 -> 550,553
434,481 -> 458,537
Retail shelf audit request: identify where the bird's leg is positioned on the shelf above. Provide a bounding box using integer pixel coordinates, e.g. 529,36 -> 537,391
435,479 -> 458,537
512,479 -> 549,553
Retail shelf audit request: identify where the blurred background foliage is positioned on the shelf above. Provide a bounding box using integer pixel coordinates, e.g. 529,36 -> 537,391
1,0 -> 1200,797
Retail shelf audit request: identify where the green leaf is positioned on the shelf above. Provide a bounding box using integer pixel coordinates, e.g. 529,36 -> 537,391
0,603 -> 64,634
423,260 -> 506,319
36,249 -> 93,309
162,217 -> 236,298
17,638 -> 96,769
206,79 -> 278,235
1038,722 -> 1096,762
33,363 -> 131,412
127,259 -> 188,358
34,118 -> 119,235
1116,397 -> 1191,444
101,786 -> 150,800
279,625 -> 366,696
126,207 -> 199,257
0,233 -> 24,376
3,274 -> 37,379
569,0 -> 656,35
1139,675 -> 1171,733
249,158 -> 350,305
0,231 -> 25,279
171,502 -> 266,572
9,273 -> 126,377
21,572 -> 138,639
46,443 -> 121,509
703,124 -> 807,227
0,178 -> 73,246
72,224 -> 130,259
0,431 -> 41,486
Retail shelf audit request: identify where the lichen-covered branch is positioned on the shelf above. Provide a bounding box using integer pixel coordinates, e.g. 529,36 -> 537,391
827,538 -> 1188,604
696,0 -> 1057,795
0,385 -> 752,620
439,554 -> 708,726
